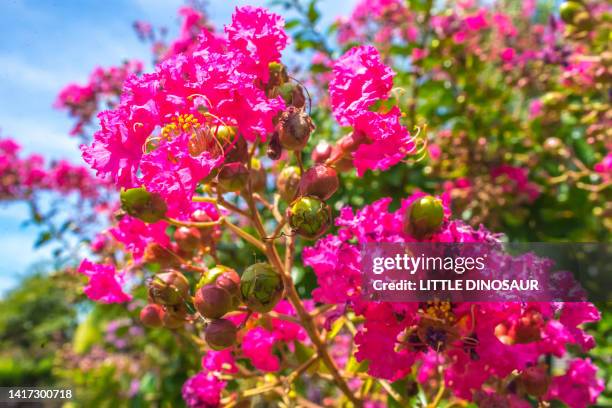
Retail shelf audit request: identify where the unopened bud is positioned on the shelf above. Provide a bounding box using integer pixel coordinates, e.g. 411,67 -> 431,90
267,132 -> 282,160
267,62 -> 289,89
174,226 -> 201,254
559,1 -> 584,25
120,187 -> 167,223
519,365 -> 550,397
404,195 -> 445,239
287,196 -> 331,239
240,263 -> 284,313
277,166 -> 301,202
195,285 -> 233,319
217,163 -> 249,192
205,319 -> 237,350
298,164 -> 339,201
339,131 -> 368,154
143,243 -> 180,268
277,107 -> 315,151
147,271 -> 190,306
140,304 -> 164,328
312,141 -> 332,163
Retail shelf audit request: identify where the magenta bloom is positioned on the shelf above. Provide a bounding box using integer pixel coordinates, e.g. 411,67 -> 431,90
329,45 -> 394,126
182,371 -> 225,408
225,6 -> 289,82
242,327 -> 279,372
547,358 -> 604,408
78,259 -> 131,303
109,216 -> 170,260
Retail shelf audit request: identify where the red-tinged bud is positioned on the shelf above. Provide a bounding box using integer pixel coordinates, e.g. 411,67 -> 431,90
403,195 -> 445,239
312,141 -> 332,163
196,265 -> 241,308
223,133 -> 249,164
217,163 -> 249,192
519,365 -> 551,397
120,187 -> 167,223
174,226 -> 201,254
277,166 -> 301,202
250,158 -> 267,192
287,196 -> 332,239
277,106 -> 315,151
298,164 -> 339,201
140,304 -> 164,328
143,243 -> 180,268
147,271 -> 190,306
194,284 -> 233,319
205,319 -> 237,350
240,263 -> 284,313
338,131 -> 369,154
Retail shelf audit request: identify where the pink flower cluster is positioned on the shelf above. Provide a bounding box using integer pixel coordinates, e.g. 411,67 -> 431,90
78,259 -> 132,304
82,6 -> 288,216
303,192 -> 602,405
55,61 -> 143,136
0,137 -> 97,200
329,46 -> 415,175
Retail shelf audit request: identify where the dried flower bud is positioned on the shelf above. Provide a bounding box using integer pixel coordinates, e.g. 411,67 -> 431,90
312,141 -> 332,163
287,196 -> 332,239
223,133 -> 249,164
147,271 -> 190,306
174,226 -> 201,254
205,319 -> 237,350
194,284 -> 233,319
298,164 -> 339,201
277,106 -> 315,151
250,158 -> 267,192
279,82 -> 306,109
277,166 -> 301,202
240,263 -> 284,313
120,187 -> 167,223
267,62 -> 289,90
217,163 -> 249,192
519,365 -> 550,397
404,195 -> 445,238
140,304 -> 164,328
267,131 -> 282,160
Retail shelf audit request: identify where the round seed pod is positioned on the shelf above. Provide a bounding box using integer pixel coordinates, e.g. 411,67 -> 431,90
205,319 -> 237,350
139,304 -> 164,328
298,164 -> 339,201
240,263 -> 284,313
287,196 -> 332,239
194,284 -> 232,319
403,195 -> 444,239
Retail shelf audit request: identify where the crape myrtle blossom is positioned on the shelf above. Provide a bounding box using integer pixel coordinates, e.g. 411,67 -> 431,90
303,192 -> 602,404
82,6 -> 289,215
78,259 -> 132,304
329,45 -> 415,175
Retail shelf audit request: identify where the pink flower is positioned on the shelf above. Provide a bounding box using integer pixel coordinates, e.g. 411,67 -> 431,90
547,359 -> 604,408
411,47 -> 427,61
202,350 -> 237,374
594,152 -> 612,181
140,133 -> 223,217
491,165 -> 540,202
110,216 -> 170,260
182,371 -> 225,408
242,327 -> 279,372
464,10 -> 489,31
329,45 -> 394,126
500,47 -> 515,62
78,259 -> 131,303
225,6 -> 289,82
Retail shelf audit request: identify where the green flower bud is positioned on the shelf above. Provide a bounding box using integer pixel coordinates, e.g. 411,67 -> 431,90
277,166 -> 301,202
403,195 -> 445,239
120,187 -> 167,223
217,163 -> 249,192
205,319 -> 237,350
559,1 -> 585,25
194,284 -> 232,319
298,164 -> 339,201
287,196 -> 331,239
139,304 -> 164,328
147,271 -> 190,306
240,263 -> 284,313
277,106 -> 315,151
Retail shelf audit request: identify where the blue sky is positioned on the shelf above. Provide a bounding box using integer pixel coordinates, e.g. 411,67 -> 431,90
0,0 -> 356,292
